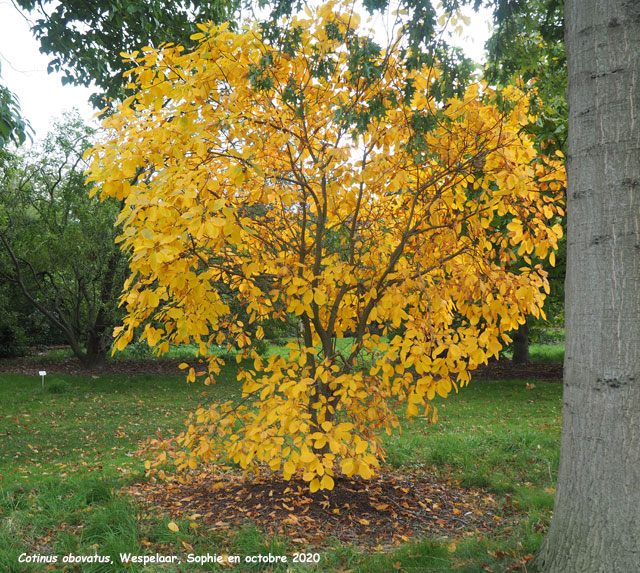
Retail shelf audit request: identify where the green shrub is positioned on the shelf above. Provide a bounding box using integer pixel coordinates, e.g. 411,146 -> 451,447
45,380 -> 71,394
121,340 -> 153,359
0,323 -> 28,359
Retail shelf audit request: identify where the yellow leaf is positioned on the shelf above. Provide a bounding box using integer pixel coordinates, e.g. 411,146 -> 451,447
168,521 -> 179,533
114,336 -> 129,352
269,457 -> 281,471
314,289 -> 327,305
303,289 -> 313,307
320,474 -> 335,490
341,458 -> 355,476
284,460 -> 296,477
359,462 -> 373,480
300,448 -> 315,463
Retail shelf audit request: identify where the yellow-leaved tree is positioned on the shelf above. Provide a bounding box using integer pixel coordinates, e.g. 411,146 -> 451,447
87,0 -> 564,492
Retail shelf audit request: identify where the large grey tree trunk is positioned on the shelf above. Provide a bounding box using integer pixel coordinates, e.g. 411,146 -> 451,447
533,1 -> 640,571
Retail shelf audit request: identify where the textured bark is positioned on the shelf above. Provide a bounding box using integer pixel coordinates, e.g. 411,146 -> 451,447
533,1 -> 640,571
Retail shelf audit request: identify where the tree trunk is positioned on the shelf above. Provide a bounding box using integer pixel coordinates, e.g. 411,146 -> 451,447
84,325 -> 108,369
511,319 -> 530,364
533,1 -> 640,571
83,249 -> 124,369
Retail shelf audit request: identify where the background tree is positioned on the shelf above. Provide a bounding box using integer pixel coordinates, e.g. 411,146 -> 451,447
0,0 -> 241,363
0,112 -> 126,367
533,0 -> 640,570
0,273 -> 66,358
14,0 -> 239,109
89,1 -> 564,491
0,281 -> 28,358
0,63 -> 30,148
485,0 -> 565,149
482,0 -> 566,363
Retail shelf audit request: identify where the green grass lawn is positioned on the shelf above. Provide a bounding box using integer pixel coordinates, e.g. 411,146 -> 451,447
0,360 -> 562,572
502,343 -> 565,363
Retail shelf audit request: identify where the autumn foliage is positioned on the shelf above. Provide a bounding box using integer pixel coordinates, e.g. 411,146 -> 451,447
87,1 -> 564,491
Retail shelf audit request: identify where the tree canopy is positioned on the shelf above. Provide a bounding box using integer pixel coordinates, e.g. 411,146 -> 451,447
0,63 -> 30,148
88,0 -> 564,490
15,0 -> 238,108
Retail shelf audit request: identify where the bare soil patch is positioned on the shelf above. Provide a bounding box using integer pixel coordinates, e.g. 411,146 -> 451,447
472,359 -> 562,381
0,353 -> 562,381
128,469 -> 507,549
0,356 -> 186,377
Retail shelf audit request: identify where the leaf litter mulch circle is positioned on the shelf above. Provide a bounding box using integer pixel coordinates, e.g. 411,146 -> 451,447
128,469 -> 505,549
